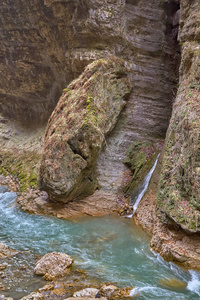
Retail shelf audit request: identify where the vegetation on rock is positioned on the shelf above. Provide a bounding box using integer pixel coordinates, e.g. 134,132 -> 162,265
0,150 -> 40,193
39,57 -> 132,203
123,140 -> 161,196
157,30 -> 200,232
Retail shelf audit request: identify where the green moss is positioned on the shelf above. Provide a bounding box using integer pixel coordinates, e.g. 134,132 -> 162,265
123,140 -> 159,196
0,150 -> 41,193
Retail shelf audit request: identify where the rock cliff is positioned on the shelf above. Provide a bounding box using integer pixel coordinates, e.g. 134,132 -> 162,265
4,0 -> 200,268
135,0 -> 200,269
0,0 -> 179,213
156,0 -> 200,233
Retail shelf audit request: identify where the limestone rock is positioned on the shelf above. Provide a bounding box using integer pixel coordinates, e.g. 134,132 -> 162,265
97,285 -> 118,298
39,57 -> 132,203
34,252 -> 73,278
156,0 -> 200,232
0,243 -> 18,258
19,293 -> 44,300
73,288 -> 99,298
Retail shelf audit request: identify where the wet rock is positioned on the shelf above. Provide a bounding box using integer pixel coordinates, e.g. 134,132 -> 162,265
109,287 -> 134,299
39,57 -> 132,203
34,252 -> 73,279
20,293 -> 44,300
73,288 -> 99,298
97,285 -> 118,298
0,243 -> 18,258
0,264 -> 7,270
158,277 -> 187,289
0,296 -> 13,300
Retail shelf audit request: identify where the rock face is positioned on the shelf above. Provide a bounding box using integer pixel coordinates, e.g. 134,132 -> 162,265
156,0 -> 200,232
134,0 -> 200,270
0,0 -> 179,126
37,0 -> 179,205
39,57 -> 132,202
34,252 -> 73,278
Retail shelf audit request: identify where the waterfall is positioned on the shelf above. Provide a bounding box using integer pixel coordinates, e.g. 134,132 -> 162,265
127,154 -> 160,218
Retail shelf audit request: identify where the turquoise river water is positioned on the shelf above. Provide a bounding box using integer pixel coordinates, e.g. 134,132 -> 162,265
0,185 -> 200,299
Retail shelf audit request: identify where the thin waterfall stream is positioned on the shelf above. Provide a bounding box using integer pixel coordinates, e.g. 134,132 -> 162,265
127,154 -> 160,218
0,185 -> 200,299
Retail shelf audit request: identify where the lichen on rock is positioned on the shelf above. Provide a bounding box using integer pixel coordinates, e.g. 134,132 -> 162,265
39,57 -> 132,203
123,140 -> 160,196
156,0 -> 200,233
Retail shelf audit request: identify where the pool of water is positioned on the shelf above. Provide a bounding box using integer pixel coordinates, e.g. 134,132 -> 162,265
0,185 -> 200,299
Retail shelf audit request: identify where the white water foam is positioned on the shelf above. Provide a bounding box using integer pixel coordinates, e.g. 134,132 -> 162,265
187,270 -> 200,296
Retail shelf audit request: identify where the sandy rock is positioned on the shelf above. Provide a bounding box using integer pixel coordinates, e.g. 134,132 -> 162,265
20,293 -> 44,300
96,285 -> 118,298
34,252 -> 73,278
73,288 -> 99,298
0,243 -> 18,258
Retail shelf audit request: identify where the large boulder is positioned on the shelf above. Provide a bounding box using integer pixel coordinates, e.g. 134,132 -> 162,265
39,57 -> 132,203
34,252 -> 73,278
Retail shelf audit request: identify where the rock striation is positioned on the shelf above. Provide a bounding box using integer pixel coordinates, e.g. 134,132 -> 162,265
135,0 -> 200,269
37,0 -> 179,207
156,0 -> 200,232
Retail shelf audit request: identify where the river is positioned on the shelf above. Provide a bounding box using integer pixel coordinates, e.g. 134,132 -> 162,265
0,185 -> 200,299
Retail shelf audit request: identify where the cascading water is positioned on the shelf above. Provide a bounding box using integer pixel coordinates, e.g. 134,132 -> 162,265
1,184 -> 200,299
127,154 -> 160,218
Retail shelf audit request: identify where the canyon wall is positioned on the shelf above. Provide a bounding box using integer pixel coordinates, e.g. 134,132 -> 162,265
135,0 -> 200,269
0,0 -> 179,214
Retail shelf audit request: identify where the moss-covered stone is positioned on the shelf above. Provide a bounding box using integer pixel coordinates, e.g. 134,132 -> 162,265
157,42 -> 200,232
0,150 -> 40,193
39,57 -> 132,203
123,140 -> 160,196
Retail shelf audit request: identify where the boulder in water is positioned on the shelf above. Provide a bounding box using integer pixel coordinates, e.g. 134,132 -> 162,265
158,277 -> 187,289
73,288 -> 99,298
34,252 -> 73,279
0,243 -> 18,258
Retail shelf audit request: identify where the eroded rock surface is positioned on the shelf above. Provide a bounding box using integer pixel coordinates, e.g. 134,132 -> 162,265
135,0 -> 200,269
34,252 -> 73,279
0,243 -> 18,258
39,57 -> 132,202
157,0 -> 200,232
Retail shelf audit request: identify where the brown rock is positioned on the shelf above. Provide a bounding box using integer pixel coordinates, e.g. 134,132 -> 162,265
0,243 -> 18,258
39,57 -> 132,203
19,293 -> 44,300
34,252 -> 73,278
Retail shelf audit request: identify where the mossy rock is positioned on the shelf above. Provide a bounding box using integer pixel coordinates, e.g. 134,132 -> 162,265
0,150 -> 40,193
39,56 -> 132,203
123,140 -> 159,196
157,42 -> 200,232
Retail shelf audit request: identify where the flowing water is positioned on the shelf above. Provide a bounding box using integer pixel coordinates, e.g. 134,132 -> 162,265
128,154 -> 160,218
0,185 -> 200,299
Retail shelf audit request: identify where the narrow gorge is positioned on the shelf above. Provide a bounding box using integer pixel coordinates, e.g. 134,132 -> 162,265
0,0 -> 200,299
